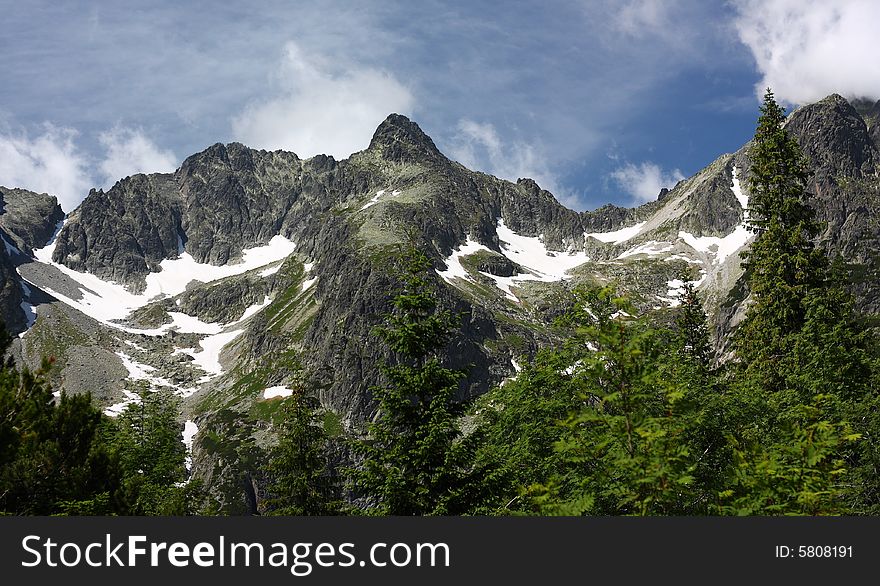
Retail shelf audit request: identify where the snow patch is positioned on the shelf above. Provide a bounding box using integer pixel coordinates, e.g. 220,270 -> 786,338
617,241 -> 674,259
301,276 -> 318,291
183,420 -> 198,471
678,226 -> 751,265
480,272 -> 543,303
115,351 -> 197,397
140,235 -> 297,300
437,220 -> 590,303
436,237 -> 493,284
103,390 -> 142,417
585,222 -> 646,244
124,339 -> 148,352
661,278 -> 687,308
239,296 -> 272,321
676,166 -> 752,265
496,219 -> 589,279
359,190 -> 386,211
263,385 -> 294,399
259,264 -> 282,277
731,166 -> 748,213
663,254 -> 702,264
31,225 -> 296,328
182,329 -> 244,379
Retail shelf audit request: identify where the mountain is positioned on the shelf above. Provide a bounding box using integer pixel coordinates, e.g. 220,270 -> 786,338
2,94 -> 878,512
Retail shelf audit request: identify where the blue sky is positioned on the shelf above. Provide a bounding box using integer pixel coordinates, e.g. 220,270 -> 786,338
1,0 -> 878,212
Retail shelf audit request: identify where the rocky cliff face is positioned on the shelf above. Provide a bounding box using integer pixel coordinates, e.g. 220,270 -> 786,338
786,95 -> 880,312
4,94 -> 879,512
0,187 -> 64,333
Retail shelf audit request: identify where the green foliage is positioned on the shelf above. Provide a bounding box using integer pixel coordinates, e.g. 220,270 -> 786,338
470,347 -> 584,514
715,398 -> 858,515
112,389 -> 203,515
264,391 -> 342,515
474,287 -> 712,515
0,322 -> 204,516
0,336 -> 122,515
542,288 -> 697,515
722,89 -> 877,514
349,247 -> 483,515
737,88 -> 828,377
676,282 -> 712,367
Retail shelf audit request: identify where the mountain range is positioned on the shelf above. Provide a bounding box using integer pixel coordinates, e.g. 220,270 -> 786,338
1,93 -> 878,512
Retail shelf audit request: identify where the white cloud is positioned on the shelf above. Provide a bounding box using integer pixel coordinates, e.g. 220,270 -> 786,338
231,42 -> 415,159
0,123 -> 178,213
733,0 -> 880,104
450,119 -> 584,208
0,124 -> 92,213
610,162 -> 684,204
98,127 -> 178,188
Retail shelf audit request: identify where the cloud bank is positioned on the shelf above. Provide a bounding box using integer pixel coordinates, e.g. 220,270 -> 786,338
0,124 -> 177,213
98,127 -> 178,188
0,125 -> 92,212
734,0 -> 880,104
232,42 -> 415,159
610,162 -> 684,204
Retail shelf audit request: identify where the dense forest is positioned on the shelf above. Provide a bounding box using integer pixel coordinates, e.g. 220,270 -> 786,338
2,91 -> 878,516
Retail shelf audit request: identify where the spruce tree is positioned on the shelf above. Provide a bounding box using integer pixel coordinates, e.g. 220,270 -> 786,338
736,88 -> 828,385
721,89 -> 873,514
265,390 -> 341,515
676,282 -> 712,367
113,389 -> 200,515
0,330 -> 122,515
349,248 -> 477,515
470,346 -> 584,514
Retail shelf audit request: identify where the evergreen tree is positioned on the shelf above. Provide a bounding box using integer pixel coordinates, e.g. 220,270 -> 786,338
265,390 -> 341,515
0,331 -> 122,515
721,89 -> 875,514
349,248 -> 479,515
113,389 -> 201,515
736,88 -> 828,384
667,282 -> 731,512
470,346 -> 584,514
676,281 -> 712,367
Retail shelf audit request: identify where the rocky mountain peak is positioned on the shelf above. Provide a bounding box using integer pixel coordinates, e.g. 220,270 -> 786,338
366,113 -> 445,164
786,93 -> 876,179
0,187 -> 64,254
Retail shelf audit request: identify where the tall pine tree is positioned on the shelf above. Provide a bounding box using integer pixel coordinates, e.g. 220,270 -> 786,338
721,89 -> 872,514
265,390 -> 341,515
736,88 -> 828,389
349,248 -> 479,515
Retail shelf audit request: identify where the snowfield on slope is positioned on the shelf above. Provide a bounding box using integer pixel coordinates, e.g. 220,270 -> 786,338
437,219 -> 591,303
585,221 -> 646,244
20,223 -> 297,407
30,222 -> 295,329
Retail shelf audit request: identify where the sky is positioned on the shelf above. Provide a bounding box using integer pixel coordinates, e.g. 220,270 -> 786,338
0,0 -> 878,213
